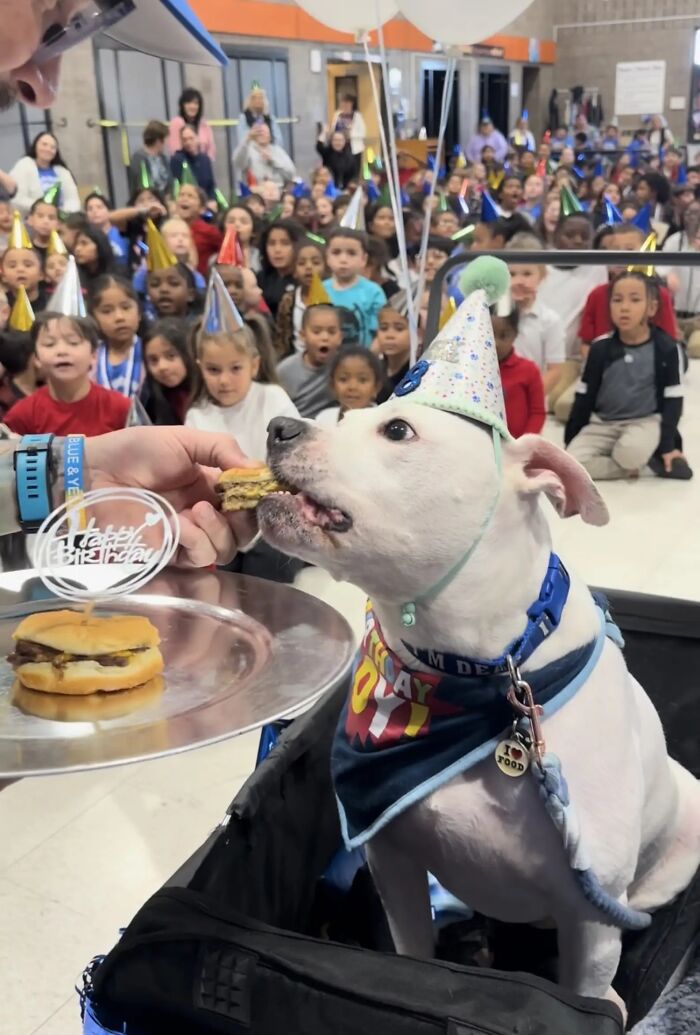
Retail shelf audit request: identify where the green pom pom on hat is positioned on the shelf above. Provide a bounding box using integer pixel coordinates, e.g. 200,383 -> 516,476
458,255 -> 510,304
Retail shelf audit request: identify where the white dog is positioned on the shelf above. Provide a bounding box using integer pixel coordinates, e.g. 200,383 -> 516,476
258,406 -> 700,1012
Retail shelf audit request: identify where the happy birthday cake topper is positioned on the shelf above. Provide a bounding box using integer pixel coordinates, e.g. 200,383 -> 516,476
34,488 -> 179,602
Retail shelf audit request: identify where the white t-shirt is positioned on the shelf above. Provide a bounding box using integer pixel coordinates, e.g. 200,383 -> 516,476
185,381 -> 299,461
315,406 -> 342,426
514,298 -> 566,371
665,231 -> 700,313
537,265 -> 608,361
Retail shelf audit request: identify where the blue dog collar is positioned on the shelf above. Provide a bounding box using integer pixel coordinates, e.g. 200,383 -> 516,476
13,434 -> 54,533
403,553 -> 570,677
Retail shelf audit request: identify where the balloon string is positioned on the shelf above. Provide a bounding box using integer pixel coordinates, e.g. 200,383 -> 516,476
414,55 -> 457,354
362,29 -> 419,363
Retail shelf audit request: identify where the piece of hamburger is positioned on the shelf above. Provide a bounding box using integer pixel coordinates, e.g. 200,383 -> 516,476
216,463 -> 286,512
8,610 -> 164,696
12,675 -> 165,721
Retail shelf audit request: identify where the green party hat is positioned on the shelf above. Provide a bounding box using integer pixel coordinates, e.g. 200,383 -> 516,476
559,182 -> 583,217
179,161 -> 197,187
42,183 -> 62,207
172,178 -> 180,200
437,192 -> 449,213
266,203 -> 283,223
139,161 -> 152,190
215,188 -> 230,213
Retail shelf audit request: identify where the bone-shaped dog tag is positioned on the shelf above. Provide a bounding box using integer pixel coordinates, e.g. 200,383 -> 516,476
494,738 -> 530,778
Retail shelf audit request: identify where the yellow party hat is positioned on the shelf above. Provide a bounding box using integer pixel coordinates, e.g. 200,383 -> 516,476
627,231 -> 657,278
8,286 -> 35,332
145,218 -> 177,272
438,295 -> 457,330
305,271 -> 331,307
9,210 -> 33,251
46,230 -> 68,257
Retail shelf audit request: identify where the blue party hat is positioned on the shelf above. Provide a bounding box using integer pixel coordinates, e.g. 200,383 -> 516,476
480,190 -> 501,223
480,110 -> 491,122
237,180 -> 251,198
393,256 -> 510,441
521,109 -> 528,121
603,198 -> 623,225
291,179 -> 310,199
677,165 -> 687,185
632,203 -> 653,233
593,160 -> 604,178
324,180 -> 339,199
366,180 -> 380,202
202,268 -> 244,335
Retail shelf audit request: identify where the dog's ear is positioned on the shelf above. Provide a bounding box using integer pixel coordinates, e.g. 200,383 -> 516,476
504,435 -> 609,525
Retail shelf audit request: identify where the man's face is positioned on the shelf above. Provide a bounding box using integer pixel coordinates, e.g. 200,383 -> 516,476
181,127 -> 198,155
0,1 -> 93,109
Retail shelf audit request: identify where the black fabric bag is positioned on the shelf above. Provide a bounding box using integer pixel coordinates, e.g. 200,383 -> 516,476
90,589 -> 700,1034
91,886 -> 623,1035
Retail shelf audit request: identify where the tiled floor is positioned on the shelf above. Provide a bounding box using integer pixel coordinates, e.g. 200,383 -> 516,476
2,362 -> 699,1035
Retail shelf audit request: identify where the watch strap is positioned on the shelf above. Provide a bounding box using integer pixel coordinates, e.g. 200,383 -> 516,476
14,434 -> 54,532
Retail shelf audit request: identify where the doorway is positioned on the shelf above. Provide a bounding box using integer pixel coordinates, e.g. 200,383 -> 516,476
522,66 -> 541,139
479,68 -> 510,136
326,62 -> 385,155
422,66 -> 460,157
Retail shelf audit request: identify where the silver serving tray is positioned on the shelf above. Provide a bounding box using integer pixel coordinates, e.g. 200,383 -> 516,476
0,569 -> 355,777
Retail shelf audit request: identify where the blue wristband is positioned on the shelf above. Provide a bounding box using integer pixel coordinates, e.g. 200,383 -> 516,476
64,434 -> 86,530
13,434 -> 54,532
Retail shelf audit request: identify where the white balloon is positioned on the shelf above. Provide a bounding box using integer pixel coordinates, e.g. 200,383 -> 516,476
295,0 -> 398,34
397,0 -> 534,46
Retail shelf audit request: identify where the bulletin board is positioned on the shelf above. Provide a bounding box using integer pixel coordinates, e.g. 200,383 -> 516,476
614,60 -> 666,117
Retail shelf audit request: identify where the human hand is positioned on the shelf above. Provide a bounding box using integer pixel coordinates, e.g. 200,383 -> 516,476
148,201 -> 167,219
84,427 -> 259,567
661,449 -> 685,473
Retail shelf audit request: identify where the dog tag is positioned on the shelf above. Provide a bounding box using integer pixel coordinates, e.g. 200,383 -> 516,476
494,738 -> 530,778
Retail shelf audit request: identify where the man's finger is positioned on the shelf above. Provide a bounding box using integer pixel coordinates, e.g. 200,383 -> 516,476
175,428 -> 262,473
176,503 -> 239,568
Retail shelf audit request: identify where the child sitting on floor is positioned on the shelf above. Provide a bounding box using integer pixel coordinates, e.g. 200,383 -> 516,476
492,306 -> 546,438
316,345 -> 383,426
277,303 -> 342,417
565,270 -> 691,481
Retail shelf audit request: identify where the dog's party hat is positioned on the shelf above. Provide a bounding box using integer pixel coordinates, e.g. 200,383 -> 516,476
217,225 -> 245,267
393,255 -> 510,441
46,229 -> 68,256
51,256 -> 86,317
145,218 -> 177,272
340,187 -> 365,231
202,268 -> 244,334
9,211 -> 33,251
8,286 -> 35,332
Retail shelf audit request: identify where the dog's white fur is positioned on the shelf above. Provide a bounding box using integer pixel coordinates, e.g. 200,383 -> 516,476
260,404 -> 700,1007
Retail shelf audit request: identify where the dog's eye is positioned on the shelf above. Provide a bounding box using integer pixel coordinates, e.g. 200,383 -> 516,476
382,419 -> 416,442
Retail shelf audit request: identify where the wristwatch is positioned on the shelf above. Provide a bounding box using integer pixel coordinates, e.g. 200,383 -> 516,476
13,434 -> 55,532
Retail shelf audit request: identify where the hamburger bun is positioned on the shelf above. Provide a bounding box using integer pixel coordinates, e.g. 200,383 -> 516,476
12,609 -> 160,655
216,464 -> 285,512
13,676 -> 165,721
9,609 -> 164,696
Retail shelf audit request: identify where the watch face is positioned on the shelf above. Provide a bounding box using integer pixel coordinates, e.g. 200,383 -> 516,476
33,1 -> 135,65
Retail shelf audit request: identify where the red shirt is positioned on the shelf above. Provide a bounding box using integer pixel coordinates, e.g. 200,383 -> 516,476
579,282 -> 678,344
5,384 -> 130,437
190,218 -> 223,276
499,351 -> 546,438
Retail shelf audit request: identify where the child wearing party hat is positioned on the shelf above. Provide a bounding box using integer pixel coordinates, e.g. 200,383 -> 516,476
185,269 -> 299,459
537,190 -> 607,421
275,236 -> 328,357
27,195 -> 60,264
44,230 -> 69,290
0,289 -> 40,419
143,218 -> 199,321
3,265 -> 130,437
2,211 -> 47,312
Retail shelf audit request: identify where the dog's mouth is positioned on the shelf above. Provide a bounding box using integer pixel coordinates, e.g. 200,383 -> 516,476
264,473 -> 353,534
